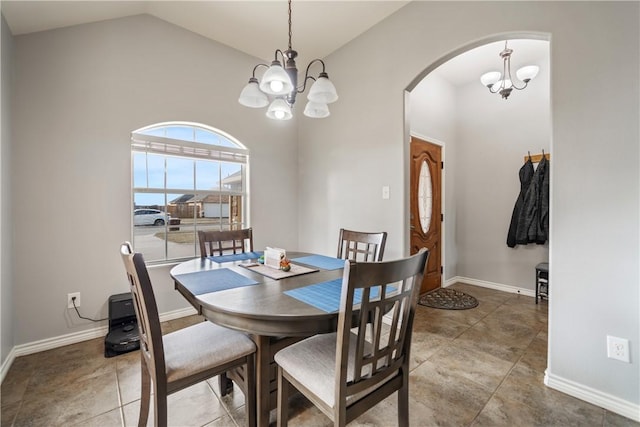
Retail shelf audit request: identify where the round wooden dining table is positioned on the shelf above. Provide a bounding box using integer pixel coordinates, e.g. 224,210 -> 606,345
170,252 -> 346,427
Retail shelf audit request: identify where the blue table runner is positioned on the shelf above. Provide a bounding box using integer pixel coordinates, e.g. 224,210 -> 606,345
208,251 -> 263,263
290,255 -> 346,271
284,279 -> 391,313
174,268 -> 258,295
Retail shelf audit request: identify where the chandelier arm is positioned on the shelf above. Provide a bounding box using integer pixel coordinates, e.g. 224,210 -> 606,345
252,63 -> 270,77
296,59 -> 326,93
274,49 -> 287,65
511,81 -> 529,91
506,56 -> 527,91
297,76 -> 316,94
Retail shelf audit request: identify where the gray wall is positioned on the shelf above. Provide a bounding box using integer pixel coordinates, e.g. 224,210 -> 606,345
298,0 -> 638,411
1,14 -> 14,364
10,15 -> 299,345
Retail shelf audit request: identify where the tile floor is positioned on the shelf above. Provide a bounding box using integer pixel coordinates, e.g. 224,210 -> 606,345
2,283 -> 638,426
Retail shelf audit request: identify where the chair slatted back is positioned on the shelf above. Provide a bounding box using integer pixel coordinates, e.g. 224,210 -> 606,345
337,228 -> 387,262
335,248 -> 428,401
198,228 -> 254,258
120,243 -> 167,389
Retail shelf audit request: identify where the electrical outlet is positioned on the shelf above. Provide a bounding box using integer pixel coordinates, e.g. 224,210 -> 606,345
607,335 -> 630,363
67,292 -> 81,309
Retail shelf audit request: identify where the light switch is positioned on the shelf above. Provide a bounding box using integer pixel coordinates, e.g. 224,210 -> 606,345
382,186 -> 390,200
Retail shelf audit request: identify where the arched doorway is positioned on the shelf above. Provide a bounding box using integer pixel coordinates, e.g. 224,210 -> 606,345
404,34 -> 551,295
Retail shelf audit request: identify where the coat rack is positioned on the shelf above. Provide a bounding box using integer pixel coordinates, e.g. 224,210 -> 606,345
524,150 -> 551,163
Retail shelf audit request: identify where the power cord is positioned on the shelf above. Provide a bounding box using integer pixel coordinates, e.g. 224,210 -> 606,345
71,296 -> 108,322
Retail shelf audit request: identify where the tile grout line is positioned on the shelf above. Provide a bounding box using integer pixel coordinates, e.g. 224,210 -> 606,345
115,366 -> 126,427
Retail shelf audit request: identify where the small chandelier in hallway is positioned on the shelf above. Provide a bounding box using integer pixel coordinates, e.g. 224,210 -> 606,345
238,0 -> 338,120
480,41 -> 539,99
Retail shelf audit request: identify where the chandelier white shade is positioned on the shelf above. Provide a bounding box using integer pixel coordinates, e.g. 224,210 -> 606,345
516,65 -> 540,82
259,62 -> 294,95
480,41 -> 539,99
307,73 -> 339,104
238,78 -> 269,108
479,71 -> 501,88
238,0 -> 338,120
266,98 -> 293,120
303,101 -> 330,118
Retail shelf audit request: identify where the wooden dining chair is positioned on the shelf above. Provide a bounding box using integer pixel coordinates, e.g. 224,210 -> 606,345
120,242 -> 257,427
198,228 -> 254,258
337,228 -> 387,262
275,248 -> 429,427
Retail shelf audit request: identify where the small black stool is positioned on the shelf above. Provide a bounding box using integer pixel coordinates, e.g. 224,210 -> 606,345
535,262 -> 549,304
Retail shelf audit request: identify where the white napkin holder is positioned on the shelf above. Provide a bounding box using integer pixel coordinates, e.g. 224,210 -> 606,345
264,247 -> 286,269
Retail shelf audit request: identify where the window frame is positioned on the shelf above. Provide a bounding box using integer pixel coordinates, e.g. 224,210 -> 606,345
131,122 -> 250,265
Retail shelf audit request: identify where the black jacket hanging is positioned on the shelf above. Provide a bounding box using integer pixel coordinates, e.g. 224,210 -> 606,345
516,155 -> 548,245
507,158 -> 535,247
539,157 -> 550,241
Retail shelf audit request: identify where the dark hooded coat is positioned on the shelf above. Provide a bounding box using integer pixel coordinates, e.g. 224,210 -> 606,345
508,156 -> 550,247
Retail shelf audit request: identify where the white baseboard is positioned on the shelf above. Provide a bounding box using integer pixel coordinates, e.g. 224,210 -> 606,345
445,275 -> 536,298
0,306 -> 197,383
0,347 -> 16,384
545,371 -> 640,422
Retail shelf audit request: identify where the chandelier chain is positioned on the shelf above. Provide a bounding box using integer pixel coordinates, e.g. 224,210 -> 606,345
288,0 -> 292,50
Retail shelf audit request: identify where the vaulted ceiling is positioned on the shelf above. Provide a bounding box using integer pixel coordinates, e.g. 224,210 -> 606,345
1,1 -> 408,70
1,1 -> 548,87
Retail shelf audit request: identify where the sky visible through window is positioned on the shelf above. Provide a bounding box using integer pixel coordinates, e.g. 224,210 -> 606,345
139,125 -> 239,148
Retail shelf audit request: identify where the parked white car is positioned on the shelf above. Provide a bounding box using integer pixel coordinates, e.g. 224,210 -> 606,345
133,209 -> 170,226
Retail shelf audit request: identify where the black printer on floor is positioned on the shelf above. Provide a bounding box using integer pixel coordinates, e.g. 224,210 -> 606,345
104,292 -> 140,357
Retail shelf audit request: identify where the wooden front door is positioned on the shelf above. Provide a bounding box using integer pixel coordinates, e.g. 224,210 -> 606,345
410,137 -> 442,294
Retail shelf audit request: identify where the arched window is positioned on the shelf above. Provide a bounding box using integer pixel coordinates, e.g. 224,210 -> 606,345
131,122 -> 249,263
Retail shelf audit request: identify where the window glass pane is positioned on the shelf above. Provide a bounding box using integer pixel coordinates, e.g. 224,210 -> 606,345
196,160 -> 219,190
133,152 -> 166,189
194,129 -> 216,145
132,192 -> 169,262
138,128 -> 164,137
132,152 -> 148,188
165,126 -> 194,141
144,154 -> 165,189
166,193 -> 198,260
134,192 -> 166,210
166,157 -> 194,190
220,162 -> 243,191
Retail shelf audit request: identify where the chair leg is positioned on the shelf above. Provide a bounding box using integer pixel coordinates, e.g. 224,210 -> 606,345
397,370 -> 409,427
219,372 -> 234,396
139,358 -> 151,427
277,367 -> 289,427
153,381 -> 168,427
245,355 -> 257,427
